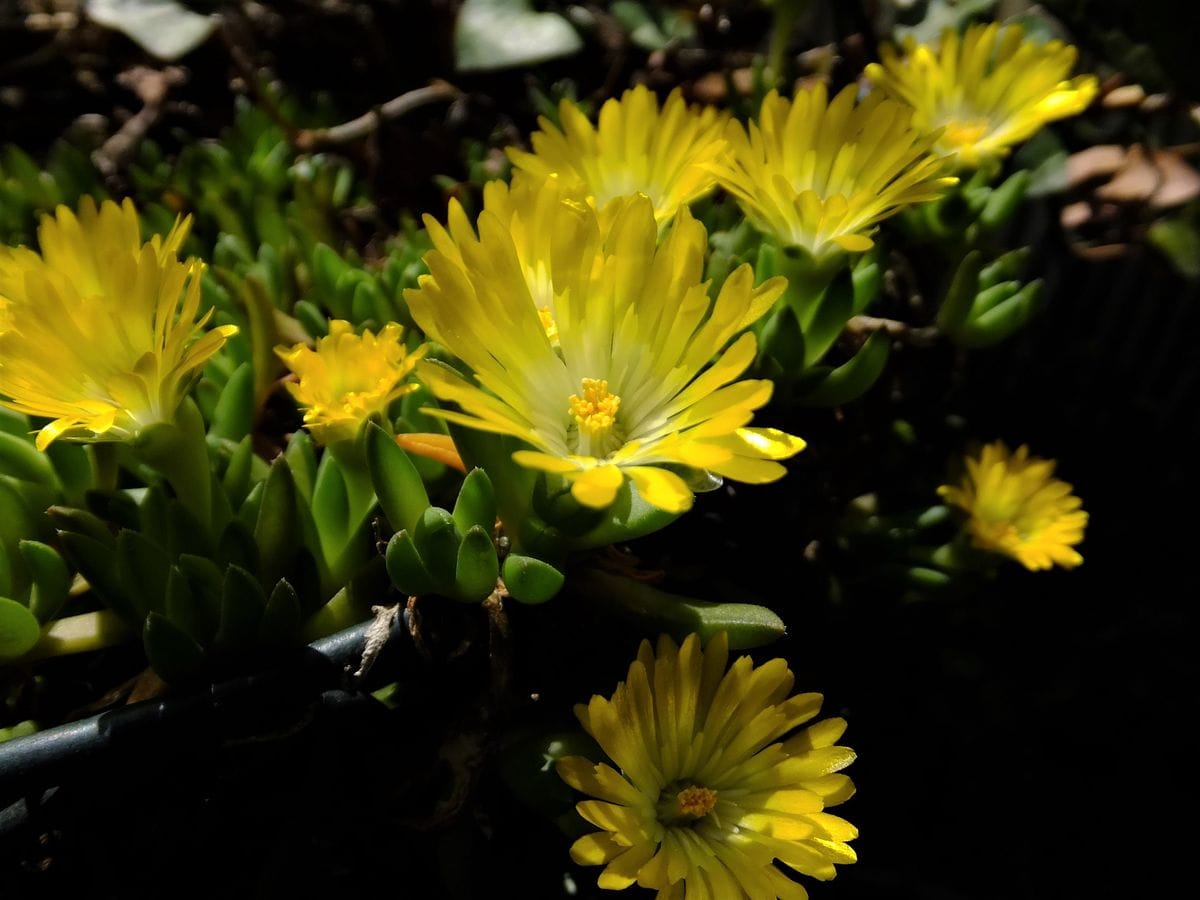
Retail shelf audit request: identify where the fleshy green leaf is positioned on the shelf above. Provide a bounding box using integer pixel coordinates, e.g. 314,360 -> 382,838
18,540 -> 72,624
453,525 -> 499,602
502,554 -> 565,605
384,530 -> 436,596
0,596 -> 42,660
143,611 -> 205,682
366,423 -> 429,535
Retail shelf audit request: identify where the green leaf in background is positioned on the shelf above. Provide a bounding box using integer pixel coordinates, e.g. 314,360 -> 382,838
455,0 -> 583,72
143,611 -> 205,682
797,331 -> 892,407
0,596 -> 42,660
1148,215 -> 1200,280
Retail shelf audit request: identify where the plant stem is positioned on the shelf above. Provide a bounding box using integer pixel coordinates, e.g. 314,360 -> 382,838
767,0 -> 808,86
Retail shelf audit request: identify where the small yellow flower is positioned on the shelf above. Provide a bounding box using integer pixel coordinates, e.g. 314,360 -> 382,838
938,441 -> 1088,571
865,23 -> 1099,169
507,85 -> 728,226
559,632 -> 857,899
408,177 -> 804,515
276,320 -> 426,445
712,83 -> 956,259
0,198 -> 236,450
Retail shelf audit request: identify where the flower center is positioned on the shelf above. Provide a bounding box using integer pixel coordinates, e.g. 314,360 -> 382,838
658,785 -> 718,825
569,378 -> 620,438
676,786 -> 718,818
941,117 -> 992,148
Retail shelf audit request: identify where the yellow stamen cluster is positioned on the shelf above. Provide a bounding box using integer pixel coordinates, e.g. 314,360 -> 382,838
569,378 -> 621,437
673,786 -> 718,820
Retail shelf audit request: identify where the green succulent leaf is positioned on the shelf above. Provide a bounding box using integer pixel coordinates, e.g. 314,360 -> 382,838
454,525 -> 499,602
452,468 -> 497,535
937,250 -> 984,335
797,330 -> 892,407
18,540 -> 72,624
143,611 -> 205,683
414,507 -> 462,588
580,569 -> 786,649
0,596 -> 42,660
255,457 -> 298,589
214,564 -> 267,654
261,578 -> 302,644
385,530 -> 436,596
502,554 -> 565,605
366,422 -> 429,535
0,431 -> 59,488
210,361 -> 256,442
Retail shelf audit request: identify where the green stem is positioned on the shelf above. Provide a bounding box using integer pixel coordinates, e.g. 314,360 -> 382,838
131,397 -> 214,533
766,0 -> 808,86
89,442 -> 120,492
24,610 -> 132,661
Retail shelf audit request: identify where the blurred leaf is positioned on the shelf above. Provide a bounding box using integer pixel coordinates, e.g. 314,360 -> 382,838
1148,215 -> 1200,279
897,0 -> 997,45
797,331 -> 892,407
455,0 -> 583,72
86,0 -> 217,61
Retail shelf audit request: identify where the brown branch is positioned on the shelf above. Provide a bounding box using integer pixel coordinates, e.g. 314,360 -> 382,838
294,80 -> 462,152
92,66 -> 186,180
845,315 -> 940,348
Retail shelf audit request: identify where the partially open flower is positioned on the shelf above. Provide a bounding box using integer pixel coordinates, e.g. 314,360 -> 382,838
407,177 -> 803,514
0,198 -> 236,450
939,441 -> 1088,570
276,320 -> 426,445
560,633 -> 857,898
865,23 -> 1099,170
507,85 -> 728,227
711,83 -> 956,260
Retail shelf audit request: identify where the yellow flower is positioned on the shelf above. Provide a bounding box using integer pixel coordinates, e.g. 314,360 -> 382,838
276,320 -> 426,445
0,198 -> 236,450
407,177 -> 804,515
507,85 -> 728,226
938,441 -> 1088,571
865,23 -> 1099,169
711,83 -> 956,259
559,632 -> 857,899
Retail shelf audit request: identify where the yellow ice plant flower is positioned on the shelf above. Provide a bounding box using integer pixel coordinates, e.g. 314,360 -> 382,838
407,180 -> 804,514
938,441 -> 1087,571
865,23 -> 1099,170
276,320 -> 426,445
507,85 -> 728,226
712,83 -> 957,259
559,632 -> 857,898
0,198 -> 236,450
